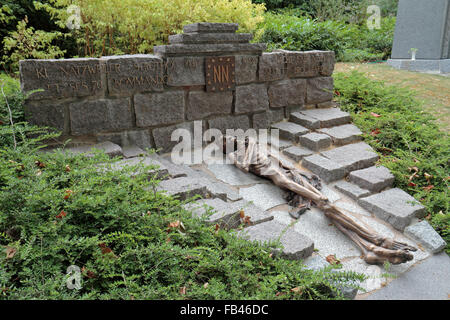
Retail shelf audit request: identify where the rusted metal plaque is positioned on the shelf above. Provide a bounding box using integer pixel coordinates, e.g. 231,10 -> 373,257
205,56 -> 235,92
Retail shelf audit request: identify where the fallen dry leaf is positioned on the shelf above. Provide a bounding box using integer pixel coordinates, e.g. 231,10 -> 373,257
326,254 -> 340,265
370,112 -> 381,118
5,247 -> 16,259
65,165 -> 71,172
56,210 -> 67,219
423,185 -> 434,192
291,287 -> 303,294
203,283 -> 209,289
180,286 -> 186,295
239,210 -> 245,219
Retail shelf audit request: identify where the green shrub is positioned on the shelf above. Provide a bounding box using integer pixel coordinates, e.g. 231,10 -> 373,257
257,11 -> 395,62
36,0 -> 266,57
0,144 -> 364,299
334,71 -> 449,253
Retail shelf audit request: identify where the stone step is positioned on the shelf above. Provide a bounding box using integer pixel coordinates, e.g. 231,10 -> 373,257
108,156 -> 169,180
271,122 -> 309,142
237,220 -> 314,260
404,221 -> 446,253
187,198 -> 273,229
157,177 -> 209,201
320,142 -> 379,173
348,166 -> 394,193
122,145 -> 145,158
289,112 -> 320,129
299,132 -> 332,151
358,188 -> 426,231
282,146 -> 314,162
269,138 -> 293,151
66,141 -> 123,158
302,154 -> 346,183
317,124 -> 362,146
292,108 -> 351,128
334,180 -> 372,200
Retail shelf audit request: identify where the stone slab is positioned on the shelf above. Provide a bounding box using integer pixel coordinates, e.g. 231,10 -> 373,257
320,142 -> 379,173
69,98 -> 133,135
165,56 -> 205,86
318,124 -> 362,145
267,79 -> 306,108
306,77 -> 334,104
299,132 -> 332,151
334,181 -> 372,200
293,207 -> 362,259
349,166 -> 395,193
183,23 -> 239,34
238,220 -> 314,260
65,141 -> 123,158
269,138 -> 293,151
289,112 -> 320,130
239,183 -> 288,210
282,146 -> 314,162
276,49 -> 335,78
169,33 -> 252,44
207,163 -> 263,186
153,43 -> 267,57
187,198 -> 273,229
157,177 -> 209,201
152,121 -> 197,154
252,109 -> 285,130
24,101 -> 67,133
302,154 -> 346,183
134,91 -> 185,127
19,58 -> 105,100
366,252 -> 450,300
109,156 -> 169,180
387,58 -> 450,74
235,84 -> 269,114
235,55 -> 259,84
187,91 -> 233,120
208,115 -> 250,133
96,129 -> 153,150
404,220 -> 446,253
258,52 -> 286,81
358,188 -> 427,231
102,54 -> 164,95
298,108 -> 351,128
122,145 -> 145,158
270,122 -> 309,142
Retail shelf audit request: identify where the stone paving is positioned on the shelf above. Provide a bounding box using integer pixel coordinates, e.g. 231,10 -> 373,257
59,104 -> 448,300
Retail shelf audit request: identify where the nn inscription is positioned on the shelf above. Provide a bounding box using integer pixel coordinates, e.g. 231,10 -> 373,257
205,56 -> 236,92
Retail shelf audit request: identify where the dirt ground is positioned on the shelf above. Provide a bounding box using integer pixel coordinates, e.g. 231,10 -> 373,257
334,62 -> 450,132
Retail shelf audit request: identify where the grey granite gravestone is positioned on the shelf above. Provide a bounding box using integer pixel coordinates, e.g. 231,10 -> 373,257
388,0 -> 450,73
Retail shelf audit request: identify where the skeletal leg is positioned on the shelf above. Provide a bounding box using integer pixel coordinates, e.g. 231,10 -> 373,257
322,205 -> 416,252
330,216 -> 414,265
270,172 -> 327,202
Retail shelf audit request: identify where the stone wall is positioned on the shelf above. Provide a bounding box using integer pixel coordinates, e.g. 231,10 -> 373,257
20,23 -> 335,153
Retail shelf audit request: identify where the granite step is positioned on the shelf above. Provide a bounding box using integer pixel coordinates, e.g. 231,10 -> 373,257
237,220 -> 314,260
318,124 -> 362,146
358,188 -> 426,231
108,156 -> 169,180
302,154 -> 346,183
157,176 -> 210,201
292,108 -> 352,128
186,198 -> 273,229
320,142 -> 379,174
271,121 -> 309,142
299,132 -> 332,151
348,166 -> 394,193
334,180 -> 372,200
65,141 -> 123,158
282,146 -> 314,162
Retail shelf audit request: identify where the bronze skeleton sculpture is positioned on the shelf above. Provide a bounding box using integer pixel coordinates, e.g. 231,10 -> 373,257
220,135 -> 417,265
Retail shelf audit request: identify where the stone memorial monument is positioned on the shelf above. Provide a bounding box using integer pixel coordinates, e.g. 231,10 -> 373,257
388,0 -> 450,73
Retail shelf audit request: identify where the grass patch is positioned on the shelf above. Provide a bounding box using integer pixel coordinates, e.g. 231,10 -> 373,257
334,71 -> 449,252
